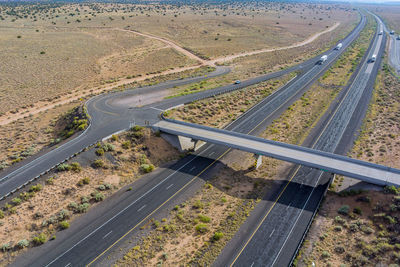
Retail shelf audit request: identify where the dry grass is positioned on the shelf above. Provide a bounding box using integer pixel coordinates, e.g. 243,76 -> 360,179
368,5 -> 400,32
349,65 -> 400,168
0,128 -> 181,265
296,190 -> 400,267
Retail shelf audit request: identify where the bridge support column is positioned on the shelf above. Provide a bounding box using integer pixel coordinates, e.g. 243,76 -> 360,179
158,133 -> 206,152
254,154 -> 262,169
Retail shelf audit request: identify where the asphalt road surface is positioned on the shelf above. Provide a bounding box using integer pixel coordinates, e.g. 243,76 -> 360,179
10,14 -> 366,267
215,15 -> 386,267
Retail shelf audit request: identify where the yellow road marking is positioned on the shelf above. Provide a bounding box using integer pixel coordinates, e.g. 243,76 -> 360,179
86,149 -> 231,266
87,41 -> 357,265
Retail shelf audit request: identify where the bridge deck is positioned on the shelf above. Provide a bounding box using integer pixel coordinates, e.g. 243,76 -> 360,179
153,119 -> 400,186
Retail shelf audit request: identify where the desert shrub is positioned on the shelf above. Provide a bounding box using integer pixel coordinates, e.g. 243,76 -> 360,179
198,214 -> 211,223
59,221 -> 70,229
349,223 -> 359,232
97,185 -> 106,191
29,184 -> 42,192
334,225 -> 343,232
1,243 -> 10,252
57,164 -> 71,172
122,141 -> 131,149
81,196 -> 90,204
334,216 -> 345,224
321,251 -> 330,258
356,195 -> 371,203
93,192 -> 105,202
16,239 -> 29,249
12,197 -> 22,206
0,210 -> 4,219
9,207 -> 17,214
111,135 -> 118,141
68,202 -> 78,211
32,233 -> 47,245
77,177 -> 90,186
221,197 -> 227,203
354,207 -> 362,215
163,224 -> 176,232
103,143 -> 115,152
70,162 -> 82,172
193,200 -> 204,209
384,185 -> 399,195
360,225 -> 374,234
95,148 -> 104,156
140,164 -> 154,173
195,224 -> 209,234
58,209 -> 70,220
91,159 -> 104,168
46,176 -> 55,185
131,125 -> 144,132
338,205 -> 350,215
334,246 -> 345,254
78,203 -> 90,213
213,232 -> 224,241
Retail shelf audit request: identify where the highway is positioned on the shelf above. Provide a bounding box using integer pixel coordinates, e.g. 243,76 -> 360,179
154,119 -> 400,186
9,14 -> 366,267
216,14 -> 386,267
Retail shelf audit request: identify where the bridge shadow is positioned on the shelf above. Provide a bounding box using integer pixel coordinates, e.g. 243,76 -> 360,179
166,154 -> 332,212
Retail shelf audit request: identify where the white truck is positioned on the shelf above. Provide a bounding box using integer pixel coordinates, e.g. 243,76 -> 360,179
370,54 -> 377,63
318,55 -> 328,64
335,43 -> 343,50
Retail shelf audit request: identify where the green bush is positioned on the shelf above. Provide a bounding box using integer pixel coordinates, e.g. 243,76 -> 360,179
103,143 -> 115,152
321,251 -> 330,258
29,184 -> 42,192
334,216 -> 345,224
384,185 -> 399,195
77,177 -> 90,186
59,221 -> 70,229
111,135 -> 118,141
195,224 -> 209,234
32,233 -> 47,245
95,148 -> 104,156
98,185 -> 106,191
213,232 -> 224,241
338,205 -> 350,215
353,207 -> 362,215
92,159 -> 104,169
122,141 -> 131,149
334,225 -> 343,232
1,243 -> 10,252
198,214 -> 211,223
78,203 -> 90,213
0,210 -> 4,219
140,164 -> 154,173
17,239 -> 29,249
70,162 -> 82,172
93,192 -> 105,202
12,197 -> 22,206
57,163 -> 71,172
193,200 -> 204,209
46,176 -> 55,185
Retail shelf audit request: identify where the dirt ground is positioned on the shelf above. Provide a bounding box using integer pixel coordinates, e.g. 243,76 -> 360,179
0,2 -> 357,117
0,128 -> 181,266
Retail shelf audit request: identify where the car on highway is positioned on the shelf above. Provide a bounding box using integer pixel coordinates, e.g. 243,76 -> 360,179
390,30 -> 395,35
335,43 -> 343,50
369,54 -> 377,63
378,31 -> 383,35
317,55 -> 328,64
397,35 -> 400,40
234,80 -> 241,84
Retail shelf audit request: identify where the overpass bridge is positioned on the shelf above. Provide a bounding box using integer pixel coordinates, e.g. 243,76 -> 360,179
153,119 -> 400,187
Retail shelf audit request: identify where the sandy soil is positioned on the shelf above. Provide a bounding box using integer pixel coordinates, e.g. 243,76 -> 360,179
0,21 -> 341,127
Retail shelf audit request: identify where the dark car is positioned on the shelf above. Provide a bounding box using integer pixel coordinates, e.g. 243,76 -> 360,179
234,80 -> 241,84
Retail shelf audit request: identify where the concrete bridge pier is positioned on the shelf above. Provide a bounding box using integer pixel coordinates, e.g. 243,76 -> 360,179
254,154 -> 262,169
159,132 -> 205,152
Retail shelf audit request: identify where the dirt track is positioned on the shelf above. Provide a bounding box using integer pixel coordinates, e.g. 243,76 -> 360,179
0,22 -> 340,126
